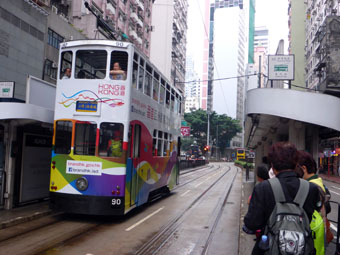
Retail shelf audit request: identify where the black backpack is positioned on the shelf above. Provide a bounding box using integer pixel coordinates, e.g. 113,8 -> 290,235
264,178 -> 316,255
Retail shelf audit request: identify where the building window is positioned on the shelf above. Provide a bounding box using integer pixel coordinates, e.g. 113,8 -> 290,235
44,59 -> 57,80
48,28 -> 64,49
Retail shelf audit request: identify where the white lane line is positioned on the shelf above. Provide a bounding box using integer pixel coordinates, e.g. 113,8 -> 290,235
195,181 -> 204,188
180,190 -> 191,197
330,190 -> 340,196
125,207 -> 164,231
332,186 -> 340,190
331,223 -> 338,232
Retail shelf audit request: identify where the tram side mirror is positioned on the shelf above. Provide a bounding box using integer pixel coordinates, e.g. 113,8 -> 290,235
11,141 -> 18,158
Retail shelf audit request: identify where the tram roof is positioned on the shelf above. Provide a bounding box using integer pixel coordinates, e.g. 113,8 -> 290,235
60,40 -> 132,50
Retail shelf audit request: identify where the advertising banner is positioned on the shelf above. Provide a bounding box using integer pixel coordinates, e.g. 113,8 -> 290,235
181,126 -> 190,136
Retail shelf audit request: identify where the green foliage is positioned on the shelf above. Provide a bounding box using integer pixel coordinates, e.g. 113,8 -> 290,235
234,160 -> 254,169
184,109 -> 242,153
181,137 -> 194,152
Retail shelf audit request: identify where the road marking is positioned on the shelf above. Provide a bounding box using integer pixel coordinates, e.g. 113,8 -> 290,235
125,207 -> 164,231
331,223 -> 338,232
332,186 -> 340,190
330,190 -> 340,196
180,190 -> 191,197
195,181 -> 204,188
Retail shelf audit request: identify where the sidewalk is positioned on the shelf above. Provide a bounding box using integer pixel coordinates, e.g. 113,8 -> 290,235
320,174 -> 340,184
239,169 -> 256,255
0,201 -> 52,230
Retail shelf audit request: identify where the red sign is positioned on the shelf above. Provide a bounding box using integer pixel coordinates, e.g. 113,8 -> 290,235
181,126 -> 190,136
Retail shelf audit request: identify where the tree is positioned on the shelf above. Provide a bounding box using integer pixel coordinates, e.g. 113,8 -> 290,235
184,109 -> 241,154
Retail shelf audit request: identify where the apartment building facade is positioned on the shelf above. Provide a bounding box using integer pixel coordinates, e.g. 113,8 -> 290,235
150,0 -> 188,93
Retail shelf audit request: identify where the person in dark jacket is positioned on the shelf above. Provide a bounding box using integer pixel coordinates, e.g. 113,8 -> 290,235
244,142 -> 321,255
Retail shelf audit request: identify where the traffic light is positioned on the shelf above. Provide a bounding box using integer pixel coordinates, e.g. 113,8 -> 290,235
204,145 -> 210,151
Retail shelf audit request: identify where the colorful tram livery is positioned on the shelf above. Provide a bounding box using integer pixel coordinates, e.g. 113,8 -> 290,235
50,40 -> 182,215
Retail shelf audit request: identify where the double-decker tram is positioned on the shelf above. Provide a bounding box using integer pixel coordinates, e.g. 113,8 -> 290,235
236,148 -> 246,161
50,40 -> 182,215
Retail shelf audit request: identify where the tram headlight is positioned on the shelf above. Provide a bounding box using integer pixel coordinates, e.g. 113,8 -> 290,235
76,177 -> 88,191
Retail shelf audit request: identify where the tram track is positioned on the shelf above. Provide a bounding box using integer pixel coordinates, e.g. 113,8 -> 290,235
134,164 -> 237,255
176,163 -> 222,190
0,163 -> 228,255
0,214 -> 102,255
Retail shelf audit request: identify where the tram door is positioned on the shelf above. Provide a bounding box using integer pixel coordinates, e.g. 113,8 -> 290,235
0,126 -> 4,206
129,124 -> 141,206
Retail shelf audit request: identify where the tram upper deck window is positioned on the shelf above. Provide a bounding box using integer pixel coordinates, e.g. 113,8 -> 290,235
99,123 -> 124,157
60,51 -> 73,80
110,51 -> 128,80
55,121 -> 72,154
153,71 -> 160,102
165,84 -> 170,109
138,57 -> 145,91
159,79 -> 165,105
144,64 -> 152,97
75,50 -> 107,79
74,122 -> 96,155
170,89 -> 175,112
132,53 -> 139,89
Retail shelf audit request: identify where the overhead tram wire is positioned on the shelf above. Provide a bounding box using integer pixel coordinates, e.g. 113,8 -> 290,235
176,73 -> 258,84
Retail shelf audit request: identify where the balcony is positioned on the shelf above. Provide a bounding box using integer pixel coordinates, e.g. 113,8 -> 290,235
130,12 -> 143,27
136,0 -> 144,11
129,29 -> 143,45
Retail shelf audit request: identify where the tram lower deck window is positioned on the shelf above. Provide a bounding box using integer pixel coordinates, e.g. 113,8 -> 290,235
99,123 -> 124,157
74,122 -> 97,155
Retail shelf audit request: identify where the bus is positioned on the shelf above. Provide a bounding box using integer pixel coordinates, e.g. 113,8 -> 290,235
49,40 -> 182,215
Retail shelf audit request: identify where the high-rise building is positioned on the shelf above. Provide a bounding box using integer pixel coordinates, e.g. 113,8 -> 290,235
303,0 -> 340,91
185,55 -> 200,98
288,0 -> 305,90
212,3 -> 248,149
150,0 -> 188,93
71,0 -> 154,57
184,55 -> 200,112
254,26 -> 269,51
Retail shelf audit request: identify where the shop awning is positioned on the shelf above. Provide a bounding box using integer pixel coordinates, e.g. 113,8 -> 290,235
0,103 -> 54,123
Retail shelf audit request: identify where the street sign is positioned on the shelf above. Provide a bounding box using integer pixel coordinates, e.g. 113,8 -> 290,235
181,126 -> 190,136
0,81 -> 15,98
248,151 -> 255,158
268,55 -> 295,80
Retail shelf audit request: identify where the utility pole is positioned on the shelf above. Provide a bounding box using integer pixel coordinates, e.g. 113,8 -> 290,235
216,125 -> 219,160
258,55 -> 262,88
207,111 -> 210,158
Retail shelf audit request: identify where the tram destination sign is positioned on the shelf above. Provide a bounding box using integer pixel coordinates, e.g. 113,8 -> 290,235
0,81 -> 14,98
76,101 -> 98,112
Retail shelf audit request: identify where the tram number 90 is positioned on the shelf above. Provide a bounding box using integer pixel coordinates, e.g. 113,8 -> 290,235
111,198 -> 121,206
116,42 -> 124,47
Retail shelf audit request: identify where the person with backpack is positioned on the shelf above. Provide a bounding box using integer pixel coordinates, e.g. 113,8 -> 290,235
297,151 -> 333,254
244,142 -> 321,255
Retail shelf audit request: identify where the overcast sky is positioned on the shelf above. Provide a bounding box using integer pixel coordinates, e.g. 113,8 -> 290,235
186,0 -> 289,75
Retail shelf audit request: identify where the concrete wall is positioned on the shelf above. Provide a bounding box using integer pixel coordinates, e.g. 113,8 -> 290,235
289,0 -> 305,90
0,0 -> 47,100
150,0 -> 174,81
